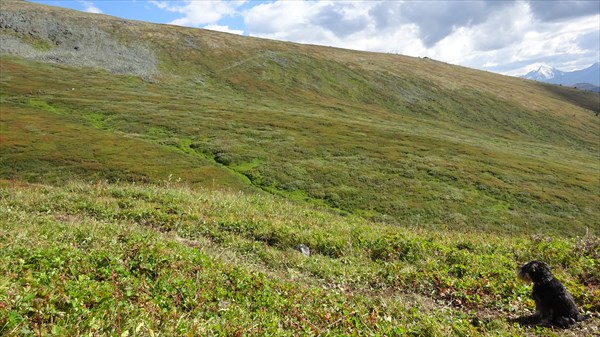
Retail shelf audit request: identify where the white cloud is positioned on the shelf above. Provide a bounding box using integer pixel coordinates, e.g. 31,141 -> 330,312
242,1 -> 599,76
149,0 -> 599,75
420,2 -> 534,71
244,1 -> 320,39
528,1 -> 600,22
244,1 -> 421,53
148,1 -> 172,11
203,24 -> 244,36
151,0 -> 246,27
79,1 -> 102,14
492,12 -> 600,75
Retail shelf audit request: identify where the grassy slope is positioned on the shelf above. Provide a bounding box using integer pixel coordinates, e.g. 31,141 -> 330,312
1,181 -> 599,336
1,3 -> 599,238
0,59 -> 249,190
1,52 -> 598,235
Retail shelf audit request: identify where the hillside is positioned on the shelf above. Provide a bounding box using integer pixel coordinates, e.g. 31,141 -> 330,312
2,0 -> 599,236
1,181 -> 599,336
1,1 -> 600,335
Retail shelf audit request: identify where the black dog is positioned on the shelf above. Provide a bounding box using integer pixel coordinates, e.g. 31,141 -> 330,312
515,261 -> 585,328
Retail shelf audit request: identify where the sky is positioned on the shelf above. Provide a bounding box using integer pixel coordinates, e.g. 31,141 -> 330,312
29,0 -> 600,76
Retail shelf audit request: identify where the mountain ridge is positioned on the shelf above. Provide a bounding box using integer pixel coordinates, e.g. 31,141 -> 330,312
523,65 -> 564,81
522,62 -> 600,88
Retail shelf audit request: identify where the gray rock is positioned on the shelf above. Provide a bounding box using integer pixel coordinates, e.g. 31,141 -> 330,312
0,8 -> 158,80
296,244 -> 310,257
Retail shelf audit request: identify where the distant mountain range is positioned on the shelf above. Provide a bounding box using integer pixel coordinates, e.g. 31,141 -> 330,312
522,63 -> 600,92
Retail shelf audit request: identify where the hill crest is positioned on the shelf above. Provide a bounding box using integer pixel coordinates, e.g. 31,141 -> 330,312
1,0 -> 598,112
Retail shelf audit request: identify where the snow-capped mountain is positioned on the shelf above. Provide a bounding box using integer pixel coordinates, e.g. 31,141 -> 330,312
523,65 -> 565,81
522,63 -> 600,87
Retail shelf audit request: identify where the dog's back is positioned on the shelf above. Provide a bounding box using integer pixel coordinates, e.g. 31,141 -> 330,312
532,277 -> 583,327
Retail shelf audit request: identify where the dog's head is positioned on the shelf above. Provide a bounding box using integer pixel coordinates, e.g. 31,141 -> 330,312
518,261 -> 553,283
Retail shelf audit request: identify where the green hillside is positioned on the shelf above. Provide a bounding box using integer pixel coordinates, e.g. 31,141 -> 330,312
2,181 -> 599,336
1,0 -> 599,335
1,0 -> 599,236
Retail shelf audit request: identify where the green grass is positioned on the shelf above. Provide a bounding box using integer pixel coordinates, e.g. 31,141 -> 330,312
1,181 -> 598,336
1,55 -> 598,236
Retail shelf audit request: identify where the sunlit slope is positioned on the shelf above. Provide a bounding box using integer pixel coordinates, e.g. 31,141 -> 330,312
1,0 -> 599,235
1,181 -> 598,336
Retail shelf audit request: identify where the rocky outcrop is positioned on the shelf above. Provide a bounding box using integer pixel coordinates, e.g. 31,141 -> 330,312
0,4 -> 158,80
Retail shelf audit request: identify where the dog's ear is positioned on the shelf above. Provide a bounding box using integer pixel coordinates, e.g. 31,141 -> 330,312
538,261 -> 550,271
530,262 -> 539,273
529,261 -> 549,273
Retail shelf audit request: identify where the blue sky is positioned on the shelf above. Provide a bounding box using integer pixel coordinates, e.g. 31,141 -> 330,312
30,0 -> 256,34
29,1 -> 600,76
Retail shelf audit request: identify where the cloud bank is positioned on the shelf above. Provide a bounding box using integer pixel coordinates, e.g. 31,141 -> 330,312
79,0 -> 102,14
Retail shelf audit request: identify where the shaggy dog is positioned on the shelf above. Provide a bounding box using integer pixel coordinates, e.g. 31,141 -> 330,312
515,261 -> 585,328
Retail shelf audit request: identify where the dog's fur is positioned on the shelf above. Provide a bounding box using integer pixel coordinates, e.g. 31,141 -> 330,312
515,261 -> 585,328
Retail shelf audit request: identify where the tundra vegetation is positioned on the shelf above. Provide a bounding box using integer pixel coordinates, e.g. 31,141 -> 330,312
0,0 -> 599,335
